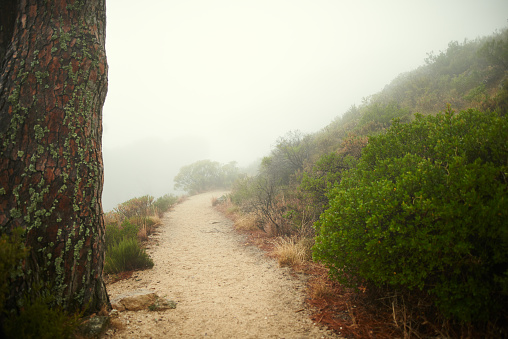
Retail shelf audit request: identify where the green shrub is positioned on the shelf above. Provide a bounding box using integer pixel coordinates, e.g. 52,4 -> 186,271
104,223 -> 122,249
104,237 -> 154,274
2,291 -> 82,339
0,228 -> 27,311
153,194 -> 178,217
230,176 -> 257,207
313,108 -> 508,322
105,219 -> 139,249
358,101 -> 411,129
1,231 -> 81,338
300,152 -> 357,212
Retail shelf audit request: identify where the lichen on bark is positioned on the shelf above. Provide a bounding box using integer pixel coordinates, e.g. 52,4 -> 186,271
0,0 -> 109,313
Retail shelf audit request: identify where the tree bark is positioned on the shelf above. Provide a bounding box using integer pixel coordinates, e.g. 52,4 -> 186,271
0,0 -> 109,313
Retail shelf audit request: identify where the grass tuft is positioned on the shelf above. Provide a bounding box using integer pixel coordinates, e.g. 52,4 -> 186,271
104,237 -> 154,274
235,214 -> 260,231
272,237 -> 313,267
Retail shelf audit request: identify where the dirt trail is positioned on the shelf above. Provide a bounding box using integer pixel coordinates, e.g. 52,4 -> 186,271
106,191 -> 339,338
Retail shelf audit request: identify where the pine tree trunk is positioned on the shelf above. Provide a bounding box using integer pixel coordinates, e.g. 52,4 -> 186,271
0,0 -> 109,313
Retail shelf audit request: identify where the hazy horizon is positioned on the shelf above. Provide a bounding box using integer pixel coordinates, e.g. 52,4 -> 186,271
102,0 -> 508,211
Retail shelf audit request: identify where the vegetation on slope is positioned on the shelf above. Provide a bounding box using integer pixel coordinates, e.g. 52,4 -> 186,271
223,27 -> 508,337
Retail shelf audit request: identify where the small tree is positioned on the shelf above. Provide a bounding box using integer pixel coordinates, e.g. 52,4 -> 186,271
174,160 -> 240,194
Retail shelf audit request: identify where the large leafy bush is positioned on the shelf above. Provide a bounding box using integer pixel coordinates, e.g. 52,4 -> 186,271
313,108 -> 508,322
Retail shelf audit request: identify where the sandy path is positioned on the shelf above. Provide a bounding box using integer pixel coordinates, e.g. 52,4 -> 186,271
106,191 -> 338,338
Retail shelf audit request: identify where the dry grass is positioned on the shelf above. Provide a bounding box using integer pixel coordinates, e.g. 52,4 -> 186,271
146,215 -> 161,233
104,211 -> 121,226
136,215 -> 161,242
137,226 -> 148,242
177,195 -> 188,204
235,213 -> 260,231
211,196 -> 219,206
212,194 -> 243,221
213,195 -> 261,232
309,277 -> 335,299
272,237 -> 313,267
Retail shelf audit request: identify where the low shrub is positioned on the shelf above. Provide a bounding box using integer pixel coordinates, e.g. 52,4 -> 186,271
114,195 -> 154,219
0,228 -> 27,311
2,291 -> 82,339
104,237 -> 154,274
105,219 -> 139,249
314,108 -> 508,323
1,231 -> 82,338
153,194 -> 178,217
127,215 -> 160,237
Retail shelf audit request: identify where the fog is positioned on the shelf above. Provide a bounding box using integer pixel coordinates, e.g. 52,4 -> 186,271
102,0 -> 508,211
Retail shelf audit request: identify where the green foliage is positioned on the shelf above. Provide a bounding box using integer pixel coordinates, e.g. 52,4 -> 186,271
299,152 -> 355,212
0,231 -> 81,338
153,194 -> 178,217
358,101 -> 411,129
230,176 -> 257,207
484,79 -> 508,116
260,131 -> 314,187
174,160 -> 241,194
0,228 -> 27,311
313,108 -> 508,322
371,28 -> 508,116
273,130 -> 313,175
478,27 -> 508,69
425,40 -> 482,75
104,193 -> 173,275
105,219 -> 139,249
2,290 -> 82,339
104,237 -> 154,274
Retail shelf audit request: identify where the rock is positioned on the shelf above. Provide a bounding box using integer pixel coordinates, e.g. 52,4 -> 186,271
149,297 -> 177,311
79,315 -> 110,338
111,303 -> 125,312
110,289 -> 158,311
122,293 -> 157,311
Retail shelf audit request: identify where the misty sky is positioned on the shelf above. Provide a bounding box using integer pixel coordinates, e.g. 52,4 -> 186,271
101,0 -> 508,211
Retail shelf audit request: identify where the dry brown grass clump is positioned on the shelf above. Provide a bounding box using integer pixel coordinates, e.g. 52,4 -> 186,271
104,210 -> 121,226
146,215 -> 161,229
137,226 -> 148,242
136,215 -> 161,242
272,237 -> 313,267
235,213 -> 260,231
309,277 -> 335,299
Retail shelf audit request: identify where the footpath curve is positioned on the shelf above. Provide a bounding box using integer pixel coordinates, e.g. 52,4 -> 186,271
106,191 -> 339,338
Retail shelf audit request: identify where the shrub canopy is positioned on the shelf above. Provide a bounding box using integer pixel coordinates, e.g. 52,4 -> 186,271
313,108 -> 508,322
